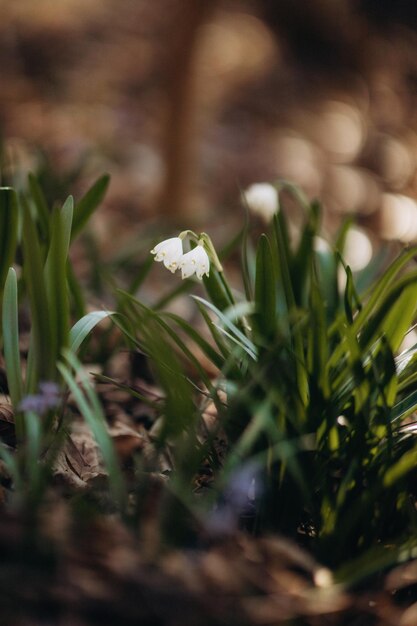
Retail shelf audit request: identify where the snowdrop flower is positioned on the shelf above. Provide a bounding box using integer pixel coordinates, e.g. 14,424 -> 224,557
150,236 -> 183,273
179,244 -> 210,280
151,231 -> 220,279
244,182 -> 278,222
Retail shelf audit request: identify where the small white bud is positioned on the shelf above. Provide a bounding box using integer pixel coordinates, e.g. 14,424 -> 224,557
244,183 -> 278,222
343,227 -> 372,272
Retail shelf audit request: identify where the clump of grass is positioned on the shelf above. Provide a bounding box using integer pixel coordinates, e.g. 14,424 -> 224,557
2,173 -> 417,590
0,175 -> 113,512
120,182 -> 417,580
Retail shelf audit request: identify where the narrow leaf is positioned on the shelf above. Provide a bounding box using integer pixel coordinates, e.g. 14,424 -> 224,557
72,174 -> 110,239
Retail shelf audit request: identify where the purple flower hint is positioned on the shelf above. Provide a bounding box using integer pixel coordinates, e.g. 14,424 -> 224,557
38,381 -> 61,407
223,460 -> 263,509
18,381 -> 61,414
205,460 -> 263,536
19,394 -> 48,414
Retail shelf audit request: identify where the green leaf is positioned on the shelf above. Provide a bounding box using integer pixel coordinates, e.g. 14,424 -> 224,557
384,444 -> 417,487
314,241 -> 339,321
69,310 -> 114,353
202,269 -> 233,312
380,283 -> 417,352
22,202 -> 53,390
343,265 -> 361,325
58,350 -> 127,512
359,270 -> 417,352
195,303 -> 230,360
291,199 -> 320,306
307,274 -> 329,396
349,247 -> 417,334
44,196 -> 74,366
273,211 -> 308,406
162,311 -> 225,370
118,292 -> 216,388
254,234 -> 276,341
2,268 -> 24,434
72,174 -> 110,239
392,389 -> 417,423
192,295 -> 257,361
0,445 -> 22,492
0,187 -> 18,293
241,214 -> 254,302
67,262 -> 86,319
28,173 -> 49,242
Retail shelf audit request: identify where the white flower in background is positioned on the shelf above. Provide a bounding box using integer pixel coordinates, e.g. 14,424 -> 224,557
179,244 -> 210,280
244,182 -> 278,222
343,226 -> 373,272
313,236 -> 332,255
150,236 -> 183,272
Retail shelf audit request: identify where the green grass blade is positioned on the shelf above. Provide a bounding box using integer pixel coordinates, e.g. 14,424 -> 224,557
72,174 -> 110,239
359,270 -> 417,352
58,350 -> 127,512
383,443 -> 417,487
195,303 -> 230,359
192,295 -> 257,360
330,246 -> 417,340
2,268 -> 24,435
0,444 -> 22,492
273,211 -> 308,406
291,199 -> 319,306
67,262 -> 86,319
392,389 -> 417,423
202,269 -> 234,312
44,197 -> 74,365
28,173 -> 49,242
314,243 -> 339,321
24,411 -> 43,501
0,188 -> 19,295
307,275 -> 329,396
162,312 -> 225,370
380,283 -> 417,352
254,234 -> 276,342
69,310 -> 114,353
22,204 -> 53,390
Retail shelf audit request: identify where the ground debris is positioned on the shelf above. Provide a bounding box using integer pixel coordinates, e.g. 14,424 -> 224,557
0,505 -> 414,626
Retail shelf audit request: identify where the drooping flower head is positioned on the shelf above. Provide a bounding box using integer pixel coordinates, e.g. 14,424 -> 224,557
179,244 -> 210,280
150,231 -> 221,280
150,237 -> 183,273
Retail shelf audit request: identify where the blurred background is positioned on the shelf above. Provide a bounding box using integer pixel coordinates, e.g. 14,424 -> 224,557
2,0 -> 417,252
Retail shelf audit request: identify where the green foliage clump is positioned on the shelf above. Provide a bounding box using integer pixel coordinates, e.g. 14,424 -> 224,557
121,183 -> 417,579
2,173 -> 417,587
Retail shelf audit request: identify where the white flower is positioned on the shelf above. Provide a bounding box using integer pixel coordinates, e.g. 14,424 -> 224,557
244,183 -> 278,222
343,227 -> 373,272
179,245 -> 210,280
150,237 -> 183,272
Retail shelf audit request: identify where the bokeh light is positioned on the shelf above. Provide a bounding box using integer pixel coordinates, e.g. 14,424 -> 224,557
380,193 -> 417,242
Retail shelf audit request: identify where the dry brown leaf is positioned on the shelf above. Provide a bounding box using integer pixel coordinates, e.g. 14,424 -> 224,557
108,420 -> 145,462
0,403 -> 16,448
53,422 -> 106,490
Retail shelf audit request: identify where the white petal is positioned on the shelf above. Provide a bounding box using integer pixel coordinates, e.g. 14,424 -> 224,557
179,245 -> 210,280
179,249 -> 197,279
151,237 -> 183,272
194,246 -> 210,279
